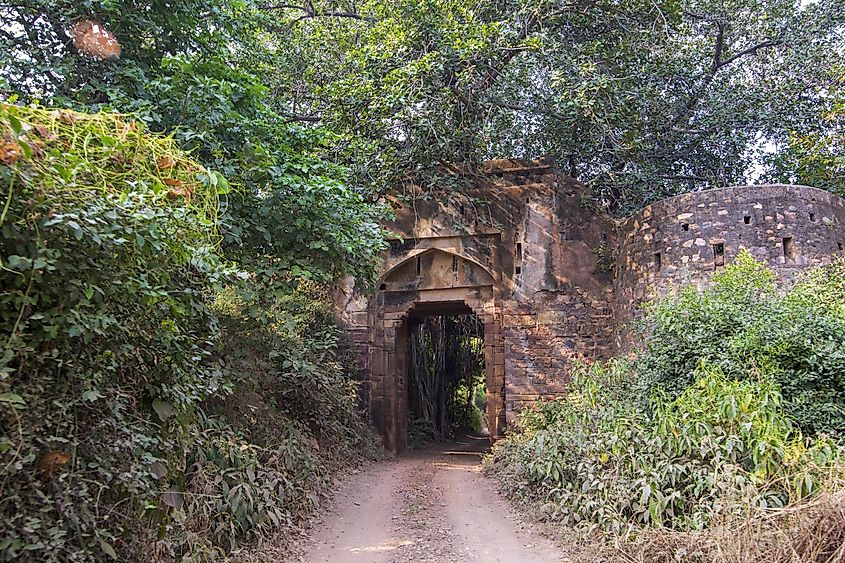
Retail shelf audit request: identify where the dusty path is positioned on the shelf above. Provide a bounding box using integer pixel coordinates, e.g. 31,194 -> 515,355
294,435 -> 569,563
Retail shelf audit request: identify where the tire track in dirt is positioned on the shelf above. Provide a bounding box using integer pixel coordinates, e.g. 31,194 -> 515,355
294,436 -> 569,563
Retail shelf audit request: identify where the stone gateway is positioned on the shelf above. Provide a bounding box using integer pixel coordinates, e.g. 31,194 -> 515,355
335,158 -> 845,451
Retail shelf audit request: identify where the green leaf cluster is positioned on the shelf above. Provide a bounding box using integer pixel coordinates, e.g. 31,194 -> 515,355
0,106 -> 381,560
488,253 -> 845,540
639,250 -> 845,436
268,0 -> 845,212
488,360 -> 844,538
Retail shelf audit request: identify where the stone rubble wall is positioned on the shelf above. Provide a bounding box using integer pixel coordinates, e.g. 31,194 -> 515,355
614,185 -> 845,338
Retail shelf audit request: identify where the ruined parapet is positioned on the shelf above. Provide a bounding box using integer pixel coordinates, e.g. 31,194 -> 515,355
613,185 -> 845,336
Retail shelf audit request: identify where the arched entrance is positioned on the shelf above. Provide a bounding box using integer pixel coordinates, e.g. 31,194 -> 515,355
369,248 -> 504,451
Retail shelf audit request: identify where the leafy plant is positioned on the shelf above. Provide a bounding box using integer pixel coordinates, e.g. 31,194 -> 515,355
488,255 -> 845,547
0,105 -> 381,560
638,250 -> 845,436
487,360 -> 844,538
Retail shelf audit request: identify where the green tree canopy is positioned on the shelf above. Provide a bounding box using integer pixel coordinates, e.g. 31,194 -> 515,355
3,0 -> 843,214
265,0 -> 845,212
1,0 -> 389,286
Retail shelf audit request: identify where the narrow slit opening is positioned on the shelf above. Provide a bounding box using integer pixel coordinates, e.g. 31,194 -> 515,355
839,242 -> 844,252
416,256 -> 421,276
783,237 -> 795,262
654,252 -> 662,271
810,212 -> 816,222
452,255 -> 458,272
713,243 -> 725,268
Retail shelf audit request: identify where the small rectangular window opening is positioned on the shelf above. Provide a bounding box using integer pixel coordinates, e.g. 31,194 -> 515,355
515,266 -> 522,275
783,237 -> 796,262
379,283 -> 387,290
416,256 -> 421,276
460,205 -> 465,215
682,223 -> 690,232
713,243 -> 725,268
743,215 -> 752,225
515,242 -> 523,277
654,252 -> 662,271
452,255 -> 458,272
810,212 -> 816,222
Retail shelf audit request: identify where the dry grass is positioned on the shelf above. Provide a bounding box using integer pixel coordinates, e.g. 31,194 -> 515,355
611,491 -> 845,563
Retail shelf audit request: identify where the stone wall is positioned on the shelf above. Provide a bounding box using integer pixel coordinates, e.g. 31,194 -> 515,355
500,174 -> 615,421
614,185 -> 845,332
336,159 -> 617,448
502,286 -> 614,421
337,165 -> 845,450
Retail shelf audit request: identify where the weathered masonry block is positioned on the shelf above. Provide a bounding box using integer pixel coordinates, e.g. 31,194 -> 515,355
335,159 -> 845,451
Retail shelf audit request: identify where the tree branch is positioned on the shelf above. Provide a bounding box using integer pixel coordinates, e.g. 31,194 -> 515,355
485,99 -> 566,121
661,174 -> 712,182
261,3 -> 311,11
263,2 -> 376,30
717,39 -> 783,69
670,21 -> 782,131
712,20 -> 726,72
284,113 -> 322,123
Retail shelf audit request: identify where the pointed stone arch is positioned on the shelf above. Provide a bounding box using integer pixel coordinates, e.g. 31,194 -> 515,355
379,248 -> 495,292
369,248 -> 504,451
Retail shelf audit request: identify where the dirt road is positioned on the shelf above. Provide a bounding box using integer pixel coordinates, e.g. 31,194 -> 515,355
294,436 -> 569,563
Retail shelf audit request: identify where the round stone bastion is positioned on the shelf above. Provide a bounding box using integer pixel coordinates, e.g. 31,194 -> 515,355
614,184 -> 845,324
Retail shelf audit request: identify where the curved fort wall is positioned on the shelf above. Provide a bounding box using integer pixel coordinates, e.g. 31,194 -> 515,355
614,185 -> 845,328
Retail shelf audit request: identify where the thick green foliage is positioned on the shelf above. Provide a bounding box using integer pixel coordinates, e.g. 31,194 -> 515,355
267,0 -> 845,211
488,361 -> 844,538
166,285 -> 379,558
126,55 -> 391,287
3,0 -> 391,287
0,0 -> 253,109
489,255 -> 845,539
639,251 -> 845,436
0,106 -> 379,561
770,65 -> 845,198
0,105 -> 227,559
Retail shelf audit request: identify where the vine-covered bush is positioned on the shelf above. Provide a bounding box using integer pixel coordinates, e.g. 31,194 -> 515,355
639,250 -> 845,436
0,104 -> 380,561
1,105 -> 228,560
162,285 -> 380,559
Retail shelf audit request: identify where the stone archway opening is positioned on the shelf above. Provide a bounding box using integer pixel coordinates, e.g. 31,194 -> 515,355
369,248 -> 505,452
380,294 -> 504,452
402,302 -> 488,445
